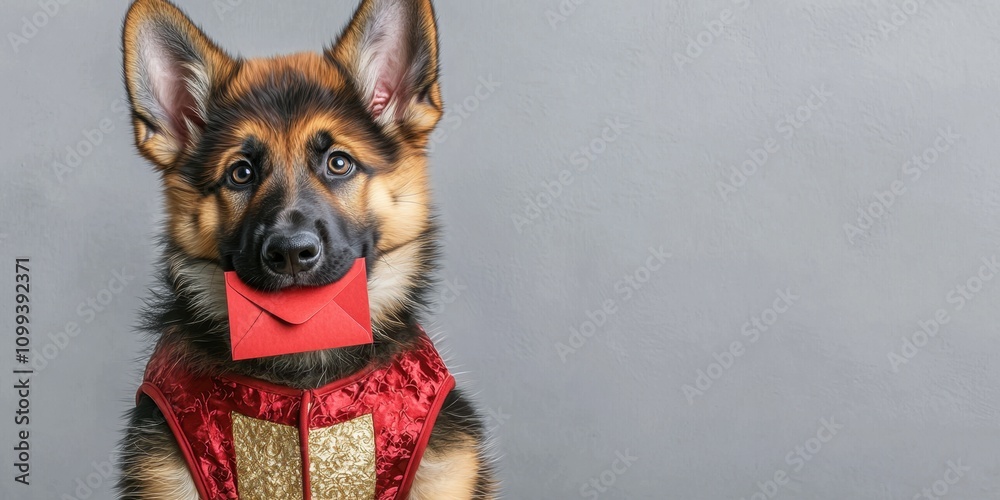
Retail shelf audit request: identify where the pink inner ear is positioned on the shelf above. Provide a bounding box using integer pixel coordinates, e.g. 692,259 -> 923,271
370,82 -> 392,120
146,44 -> 202,140
360,2 -> 411,122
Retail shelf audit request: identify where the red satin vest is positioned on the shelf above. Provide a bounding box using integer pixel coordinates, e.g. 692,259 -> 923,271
137,333 -> 454,500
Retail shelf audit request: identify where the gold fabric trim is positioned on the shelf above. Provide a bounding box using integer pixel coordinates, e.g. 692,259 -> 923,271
231,412 -> 304,500
308,413 -> 377,500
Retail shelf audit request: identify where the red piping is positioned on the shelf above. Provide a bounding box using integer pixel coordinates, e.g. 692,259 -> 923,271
300,389 -> 313,500
138,383 -> 213,500
396,374 -> 456,499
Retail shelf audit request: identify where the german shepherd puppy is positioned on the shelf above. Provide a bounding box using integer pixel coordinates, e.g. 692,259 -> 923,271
116,0 -> 495,498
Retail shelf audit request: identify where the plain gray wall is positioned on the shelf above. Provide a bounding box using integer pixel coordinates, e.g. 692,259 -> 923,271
3,0 -> 1000,498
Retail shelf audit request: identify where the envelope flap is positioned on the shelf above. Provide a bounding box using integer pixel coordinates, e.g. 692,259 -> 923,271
224,260 -> 367,325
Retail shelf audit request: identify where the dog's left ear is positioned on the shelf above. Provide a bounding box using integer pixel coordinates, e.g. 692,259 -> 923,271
328,0 -> 443,135
122,0 -> 235,168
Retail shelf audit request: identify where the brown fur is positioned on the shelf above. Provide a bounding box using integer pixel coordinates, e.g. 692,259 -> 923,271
117,0 -> 496,498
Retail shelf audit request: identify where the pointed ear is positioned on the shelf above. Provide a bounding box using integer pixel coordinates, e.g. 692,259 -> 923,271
122,0 -> 234,167
328,0 -> 443,135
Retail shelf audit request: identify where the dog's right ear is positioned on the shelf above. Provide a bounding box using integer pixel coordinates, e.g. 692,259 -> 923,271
327,0 -> 443,136
122,0 -> 234,168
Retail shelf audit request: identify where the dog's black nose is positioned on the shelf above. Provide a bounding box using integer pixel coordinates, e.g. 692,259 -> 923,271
261,231 -> 322,276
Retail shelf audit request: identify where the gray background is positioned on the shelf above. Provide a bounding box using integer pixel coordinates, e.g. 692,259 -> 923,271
2,0 -> 1000,499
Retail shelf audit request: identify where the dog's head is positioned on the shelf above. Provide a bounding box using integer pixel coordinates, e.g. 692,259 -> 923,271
122,0 -> 442,332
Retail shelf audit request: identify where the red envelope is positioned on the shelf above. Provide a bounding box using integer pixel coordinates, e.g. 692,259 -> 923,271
224,258 -> 373,360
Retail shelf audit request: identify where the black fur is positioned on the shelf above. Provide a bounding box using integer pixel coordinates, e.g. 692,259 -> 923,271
118,0 -> 496,497
118,397 -> 177,499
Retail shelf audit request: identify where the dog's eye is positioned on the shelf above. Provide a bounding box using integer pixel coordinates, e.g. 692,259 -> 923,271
326,153 -> 355,177
229,161 -> 255,186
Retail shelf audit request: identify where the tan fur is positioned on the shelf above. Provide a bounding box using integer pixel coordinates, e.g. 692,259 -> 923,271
368,239 -> 425,328
367,157 -> 433,250
128,447 -> 199,500
410,437 -> 485,500
122,1 -> 493,497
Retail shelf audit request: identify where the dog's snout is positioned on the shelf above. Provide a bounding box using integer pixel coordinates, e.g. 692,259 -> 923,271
262,230 -> 323,276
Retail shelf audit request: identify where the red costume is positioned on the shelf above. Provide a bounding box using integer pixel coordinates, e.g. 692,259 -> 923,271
137,333 -> 454,500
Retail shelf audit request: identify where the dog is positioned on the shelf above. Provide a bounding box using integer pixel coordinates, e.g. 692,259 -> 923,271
116,0 -> 496,498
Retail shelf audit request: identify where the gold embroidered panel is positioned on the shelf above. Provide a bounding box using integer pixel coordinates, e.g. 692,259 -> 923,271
231,412 -> 377,500
232,412 -> 304,500
308,413 -> 377,499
